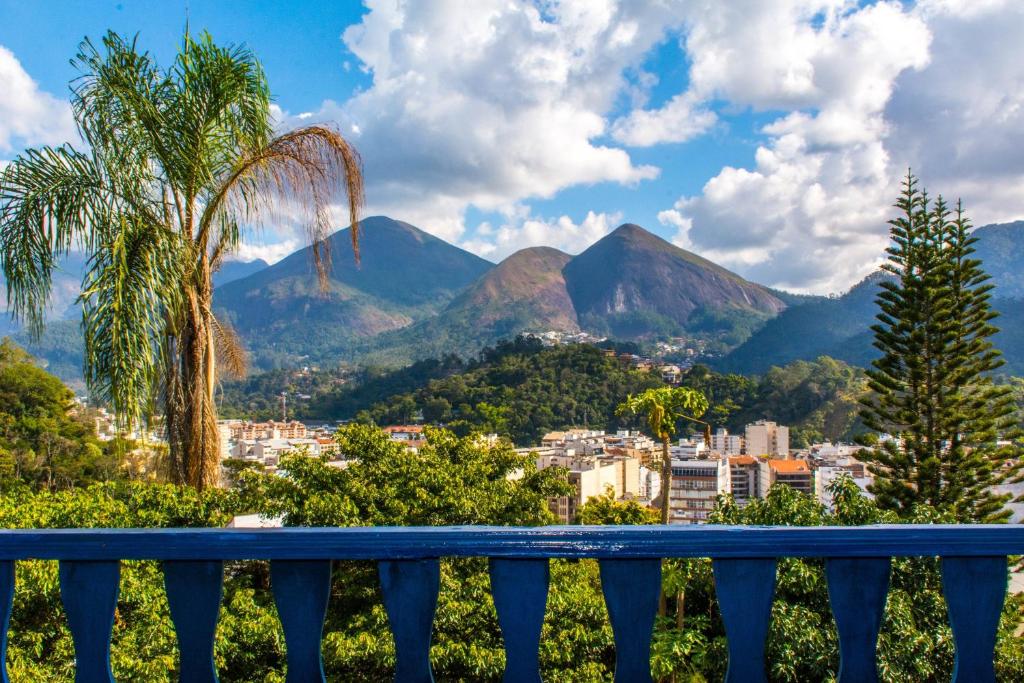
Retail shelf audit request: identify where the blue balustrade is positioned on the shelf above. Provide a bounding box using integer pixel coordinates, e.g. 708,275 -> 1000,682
0,524 -> 1019,682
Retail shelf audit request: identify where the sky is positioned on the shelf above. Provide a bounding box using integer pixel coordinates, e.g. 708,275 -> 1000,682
1,0 -> 1022,295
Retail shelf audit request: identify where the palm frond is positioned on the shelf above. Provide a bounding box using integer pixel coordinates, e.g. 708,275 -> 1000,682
0,146 -> 114,333
211,314 -> 247,379
203,125 -> 364,287
80,216 -> 182,432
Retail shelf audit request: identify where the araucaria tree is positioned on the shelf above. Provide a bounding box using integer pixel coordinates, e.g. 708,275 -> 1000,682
0,32 -> 363,489
860,172 -> 1020,521
617,387 -> 708,524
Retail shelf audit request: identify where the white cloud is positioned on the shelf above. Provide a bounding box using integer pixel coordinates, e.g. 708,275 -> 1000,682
460,208 -> 622,261
885,0 -> 1024,226
270,0 -> 680,251
229,239 -> 300,265
651,1 -> 934,293
0,45 -> 76,154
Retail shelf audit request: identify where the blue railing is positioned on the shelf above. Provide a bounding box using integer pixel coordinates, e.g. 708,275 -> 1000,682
0,524 -> 1021,682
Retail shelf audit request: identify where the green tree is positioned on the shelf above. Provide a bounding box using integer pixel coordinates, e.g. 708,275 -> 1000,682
0,31 -> 363,489
859,174 -> 1020,521
0,338 -> 115,489
616,387 -> 709,524
575,486 -> 658,525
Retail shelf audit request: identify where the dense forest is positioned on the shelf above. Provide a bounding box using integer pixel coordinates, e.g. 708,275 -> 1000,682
219,337 -> 868,447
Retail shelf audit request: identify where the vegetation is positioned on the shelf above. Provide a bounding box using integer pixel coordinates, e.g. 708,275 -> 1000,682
336,338 -> 665,444
860,175 -> 1022,521
0,434 -> 1020,681
250,340 -> 866,448
0,339 -> 120,490
0,31 -> 363,489
616,387 -> 709,523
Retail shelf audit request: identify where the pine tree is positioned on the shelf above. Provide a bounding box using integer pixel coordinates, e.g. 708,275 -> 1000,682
860,173 -> 1020,522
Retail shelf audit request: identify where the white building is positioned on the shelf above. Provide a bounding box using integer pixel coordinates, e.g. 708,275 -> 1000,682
711,428 -> 743,456
815,456 -> 874,509
668,457 -> 730,524
745,420 -> 789,457
671,438 -> 709,460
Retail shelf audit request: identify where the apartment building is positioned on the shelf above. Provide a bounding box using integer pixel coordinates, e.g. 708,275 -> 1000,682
745,420 -> 789,457
711,428 -> 743,456
228,420 -> 307,441
728,456 -> 760,505
758,458 -> 813,497
542,455 -> 641,523
668,457 -> 730,524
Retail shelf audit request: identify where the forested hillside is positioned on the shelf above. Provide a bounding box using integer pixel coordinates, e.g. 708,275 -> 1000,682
219,338 -> 868,447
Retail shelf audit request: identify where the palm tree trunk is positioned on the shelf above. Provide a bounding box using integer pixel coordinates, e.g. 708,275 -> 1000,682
167,273 -> 221,490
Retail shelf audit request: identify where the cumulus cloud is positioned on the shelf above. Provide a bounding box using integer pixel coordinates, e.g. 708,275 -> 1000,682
0,46 -> 76,154
271,0 -> 682,250
228,239 -> 300,265
885,0 -> 1024,225
459,208 -> 622,261
653,1 -> 934,293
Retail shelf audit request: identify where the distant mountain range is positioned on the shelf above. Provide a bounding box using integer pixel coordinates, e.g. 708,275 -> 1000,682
7,216 -> 1024,382
718,221 -> 1024,375
239,218 -> 786,367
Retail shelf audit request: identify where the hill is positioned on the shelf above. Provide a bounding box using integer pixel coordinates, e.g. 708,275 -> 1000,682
450,246 -> 579,331
217,339 -> 867,447
214,216 -> 493,368
719,220 -> 1024,375
563,224 -> 786,339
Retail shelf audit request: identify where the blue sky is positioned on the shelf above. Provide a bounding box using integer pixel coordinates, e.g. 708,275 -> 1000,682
2,1 -> 1022,294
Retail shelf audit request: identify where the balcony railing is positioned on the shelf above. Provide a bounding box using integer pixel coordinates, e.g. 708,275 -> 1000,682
0,524 -> 1021,682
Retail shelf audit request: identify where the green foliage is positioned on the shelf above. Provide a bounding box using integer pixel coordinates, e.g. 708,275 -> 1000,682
680,357 -> 866,447
860,174 -> 1022,521
0,338 -> 116,490
0,430 -> 1021,681
326,339 -> 664,444
575,488 -> 658,525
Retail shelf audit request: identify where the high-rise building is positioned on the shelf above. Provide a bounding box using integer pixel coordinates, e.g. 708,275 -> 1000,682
668,457 -> 730,524
711,428 -> 743,456
744,420 -> 789,457
728,456 -> 760,505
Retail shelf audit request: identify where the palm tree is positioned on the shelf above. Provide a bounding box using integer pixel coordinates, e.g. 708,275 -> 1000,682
617,387 -> 709,524
0,31 -> 363,489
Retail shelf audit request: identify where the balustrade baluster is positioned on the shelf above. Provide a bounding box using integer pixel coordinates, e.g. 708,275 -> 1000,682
825,557 -> 890,683
59,560 -> 120,683
599,558 -> 660,683
379,559 -> 440,683
164,560 -> 223,683
713,558 -> 776,683
942,556 -> 1007,683
271,559 -> 332,683
0,561 -> 13,683
488,558 -> 549,682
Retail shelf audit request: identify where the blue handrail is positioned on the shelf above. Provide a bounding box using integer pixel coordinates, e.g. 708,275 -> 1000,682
0,524 -> 1019,682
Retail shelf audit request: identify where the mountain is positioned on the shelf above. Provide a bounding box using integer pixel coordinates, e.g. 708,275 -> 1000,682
716,272 -> 887,374
448,246 -> 579,331
214,259 -> 268,288
344,223 -> 791,366
563,223 -> 786,339
719,220 -> 1024,375
214,216 -> 493,367
971,221 -> 1024,298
